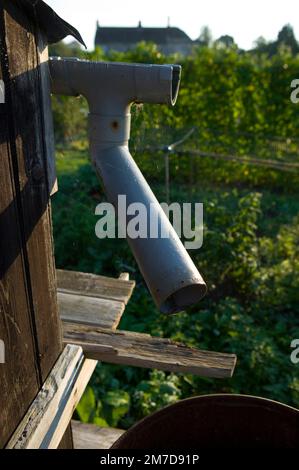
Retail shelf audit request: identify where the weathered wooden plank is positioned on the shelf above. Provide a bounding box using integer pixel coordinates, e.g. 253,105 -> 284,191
0,69 -> 41,446
57,426 -> 74,450
58,291 -> 125,330
45,358 -> 97,449
72,421 -> 125,450
6,345 -> 97,450
0,1 -> 67,448
57,269 -> 135,304
63,323 -> 237,379
118,273 -> 130,281
4,3 -> 63,384
37,33 -> 73,448
37,32 -> 58,196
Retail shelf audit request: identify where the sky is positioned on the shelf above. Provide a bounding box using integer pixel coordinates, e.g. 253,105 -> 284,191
47,0 -> 299,51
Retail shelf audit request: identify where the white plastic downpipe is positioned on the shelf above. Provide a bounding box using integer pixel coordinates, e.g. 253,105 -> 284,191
49,57 -> 207,314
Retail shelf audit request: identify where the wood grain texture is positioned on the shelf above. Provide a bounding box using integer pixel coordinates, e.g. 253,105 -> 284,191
57,426 -> 74,450
57,269 -> 135,304
0,1 -> 66,447
63,323 -> 237,379
4,7 -> 63,383
45,358 -> 97,449
0,82 -> 41,447
72,421 -> 124,450
58,291 -> 125,330
37,32 -> 58,196
6,345 -> 97,449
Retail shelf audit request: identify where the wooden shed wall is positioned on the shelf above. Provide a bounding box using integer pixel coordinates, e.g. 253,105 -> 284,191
0,0 -> 71,447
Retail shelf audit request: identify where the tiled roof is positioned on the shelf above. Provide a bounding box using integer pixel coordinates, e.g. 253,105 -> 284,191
95,26 -> 192,45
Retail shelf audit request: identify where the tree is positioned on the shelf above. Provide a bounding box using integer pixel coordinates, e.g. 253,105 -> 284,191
215,35 -> 236,49
253,36 -> 268,49
253,25 -> 299,56
277,24 -> 299,54
198,26 -> 212,47
49,40 -> 83,58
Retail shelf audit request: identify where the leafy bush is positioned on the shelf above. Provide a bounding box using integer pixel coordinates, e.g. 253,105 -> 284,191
51,42 -> 299,428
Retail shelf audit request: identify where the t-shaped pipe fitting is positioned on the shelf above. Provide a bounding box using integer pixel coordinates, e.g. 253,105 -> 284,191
49,57 -> 207,314
50,57 -> 181,146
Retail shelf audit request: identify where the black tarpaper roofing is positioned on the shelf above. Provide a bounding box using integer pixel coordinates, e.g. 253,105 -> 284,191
16,0 -> 86,47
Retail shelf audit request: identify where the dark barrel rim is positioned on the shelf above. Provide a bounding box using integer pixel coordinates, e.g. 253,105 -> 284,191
112,394 -> 299,449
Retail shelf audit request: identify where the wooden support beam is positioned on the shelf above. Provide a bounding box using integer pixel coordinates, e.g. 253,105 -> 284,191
63,323 -> 237,379
72,421 -> 124,450
6,345 -> 97,449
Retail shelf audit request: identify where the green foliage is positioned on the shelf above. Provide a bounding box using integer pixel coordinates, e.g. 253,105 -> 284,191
51,41 -> 299,192
76,387 -> 98,423
51,95 -> 87,144
133,370 -> 181,417
254,24 -> 299,57
76,385 -> 130,427
51,41 -> 299,429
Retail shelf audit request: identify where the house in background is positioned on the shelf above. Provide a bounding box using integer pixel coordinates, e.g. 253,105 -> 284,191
95,21 -> 194,55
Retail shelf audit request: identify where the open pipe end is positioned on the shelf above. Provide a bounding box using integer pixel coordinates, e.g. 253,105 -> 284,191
171,65 -> 182,106
159,282 -> 207,315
